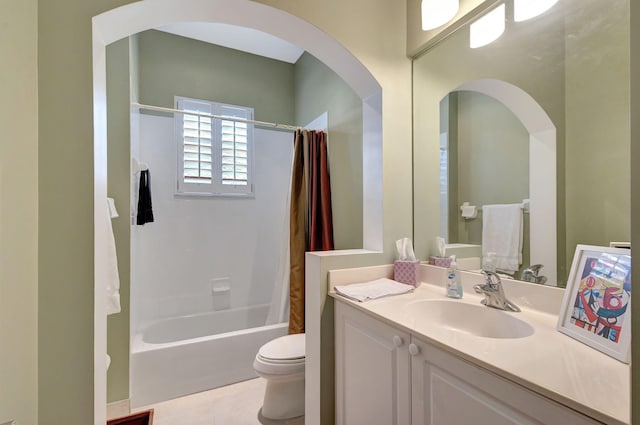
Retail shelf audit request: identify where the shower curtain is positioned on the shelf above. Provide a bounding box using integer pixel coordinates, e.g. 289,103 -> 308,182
265,142 -> 294,326
289,129 -> 334,334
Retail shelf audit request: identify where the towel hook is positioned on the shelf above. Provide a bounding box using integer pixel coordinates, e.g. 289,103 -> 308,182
132,158 -> 148,175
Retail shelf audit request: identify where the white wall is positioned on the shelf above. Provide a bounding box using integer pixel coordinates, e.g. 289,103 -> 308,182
131,114 -> 293,331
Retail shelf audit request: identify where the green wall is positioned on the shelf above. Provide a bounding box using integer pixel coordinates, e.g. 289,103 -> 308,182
106,38 -> 132,404
564,0 -> 630,270
0,0 -> 38,424
294,52 -> 364,250
38,1 -> 135,423
138,30 -> 295,124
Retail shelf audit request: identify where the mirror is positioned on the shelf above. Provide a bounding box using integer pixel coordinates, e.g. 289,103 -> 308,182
439,90 -> 532,276
413,0 -> 630,287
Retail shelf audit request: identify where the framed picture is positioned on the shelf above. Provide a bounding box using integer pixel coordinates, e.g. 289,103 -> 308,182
557,245 -> 631,363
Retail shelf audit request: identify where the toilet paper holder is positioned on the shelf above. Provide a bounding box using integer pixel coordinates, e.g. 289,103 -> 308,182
460,202 -> 478,219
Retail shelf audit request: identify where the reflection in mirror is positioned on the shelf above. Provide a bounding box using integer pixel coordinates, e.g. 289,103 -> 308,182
436,78 -> 556,283
440,90 -> 531,276
413,0 -> 630,287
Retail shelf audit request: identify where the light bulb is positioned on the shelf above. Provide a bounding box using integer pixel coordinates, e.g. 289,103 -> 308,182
514,0 -> 559,22
469,4 -> 505,49
422,0 -> 460,31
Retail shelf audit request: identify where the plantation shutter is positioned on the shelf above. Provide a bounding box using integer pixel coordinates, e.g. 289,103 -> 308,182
176,97 -> 254,195
181,100 -> 213,185
220,105 -> 251,187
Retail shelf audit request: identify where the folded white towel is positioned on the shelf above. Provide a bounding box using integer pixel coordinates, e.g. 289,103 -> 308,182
335,278 -> 414,302
482,203 -> 523,274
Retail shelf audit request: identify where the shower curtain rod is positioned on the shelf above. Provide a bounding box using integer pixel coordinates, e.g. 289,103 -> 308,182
132,102 -> 306,132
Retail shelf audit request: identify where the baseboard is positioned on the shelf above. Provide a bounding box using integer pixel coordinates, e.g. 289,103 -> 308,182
107,399 -> 131,420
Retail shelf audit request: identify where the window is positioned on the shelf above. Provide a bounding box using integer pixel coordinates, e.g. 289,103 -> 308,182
175,96 -> 254,196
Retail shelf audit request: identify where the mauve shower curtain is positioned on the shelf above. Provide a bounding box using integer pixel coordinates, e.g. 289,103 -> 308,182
289,129 -> 334,334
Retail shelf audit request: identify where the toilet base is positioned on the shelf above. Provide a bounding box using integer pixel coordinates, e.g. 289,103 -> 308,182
258,408 -> 304,425
260,377 -> 305,420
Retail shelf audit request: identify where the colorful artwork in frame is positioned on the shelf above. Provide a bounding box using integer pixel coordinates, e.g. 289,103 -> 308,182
557,245 -> 631,363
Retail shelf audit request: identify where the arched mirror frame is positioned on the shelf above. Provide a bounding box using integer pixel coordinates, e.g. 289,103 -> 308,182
447,78 -> 557,284
92,1 -> 383,423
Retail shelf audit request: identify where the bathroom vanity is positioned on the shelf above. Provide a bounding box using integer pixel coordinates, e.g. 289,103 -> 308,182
330,265 -> 629,425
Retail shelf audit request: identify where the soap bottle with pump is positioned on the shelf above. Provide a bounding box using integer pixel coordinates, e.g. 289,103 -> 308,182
445,255 -> 463,299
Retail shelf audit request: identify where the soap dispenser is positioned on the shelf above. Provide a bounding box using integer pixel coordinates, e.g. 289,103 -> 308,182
445,255 -> 463,299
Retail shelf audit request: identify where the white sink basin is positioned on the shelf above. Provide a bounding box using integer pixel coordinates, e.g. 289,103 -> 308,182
403,299 -> 534,339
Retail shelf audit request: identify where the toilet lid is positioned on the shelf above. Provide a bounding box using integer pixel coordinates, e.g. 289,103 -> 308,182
258,333 -> 305,361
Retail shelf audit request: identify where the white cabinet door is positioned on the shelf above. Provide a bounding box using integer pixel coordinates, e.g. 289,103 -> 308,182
410,337 -> 602,425
335,302 -> 411,425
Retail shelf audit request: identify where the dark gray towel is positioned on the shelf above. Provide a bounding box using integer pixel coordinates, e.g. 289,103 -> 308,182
136,169 -> 154,225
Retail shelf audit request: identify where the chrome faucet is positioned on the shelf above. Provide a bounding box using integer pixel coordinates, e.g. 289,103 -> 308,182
521,264 -> 547,285
473,271 -> 521,312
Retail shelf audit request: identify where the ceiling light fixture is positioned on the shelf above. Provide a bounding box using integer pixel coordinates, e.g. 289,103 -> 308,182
421,0 -> 460,31
514,0 -> 559,22
469,4 -> 505,48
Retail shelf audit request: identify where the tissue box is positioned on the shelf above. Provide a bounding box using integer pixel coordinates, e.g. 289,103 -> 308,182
429,256 -> 452,268
393,260 -> 420,286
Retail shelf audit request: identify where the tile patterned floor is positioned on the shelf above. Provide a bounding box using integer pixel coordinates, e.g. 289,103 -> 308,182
132,378 -> 304,425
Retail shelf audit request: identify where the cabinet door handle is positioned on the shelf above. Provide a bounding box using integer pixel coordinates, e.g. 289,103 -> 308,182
409,343 -> 420,356
392,335 -> 404,347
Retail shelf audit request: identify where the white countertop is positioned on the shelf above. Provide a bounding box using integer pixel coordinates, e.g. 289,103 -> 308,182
328,265 -> 630,425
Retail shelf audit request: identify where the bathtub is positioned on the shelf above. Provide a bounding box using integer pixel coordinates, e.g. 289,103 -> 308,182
130,303 -> 288,407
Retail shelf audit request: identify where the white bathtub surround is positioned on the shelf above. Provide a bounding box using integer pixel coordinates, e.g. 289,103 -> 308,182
130,305 -> 287,407
328,264 -> 630,425
211,278 -> 231,311
129,115 -> 294,407
131,116 -> 293,330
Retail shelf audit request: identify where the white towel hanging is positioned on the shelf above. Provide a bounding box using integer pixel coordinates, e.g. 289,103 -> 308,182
106,199 -> 121,315
107,197 -> 119,218
482,204 -> 523,274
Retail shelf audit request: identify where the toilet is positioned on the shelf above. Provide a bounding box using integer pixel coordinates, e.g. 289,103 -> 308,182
253,333 -> 305,421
